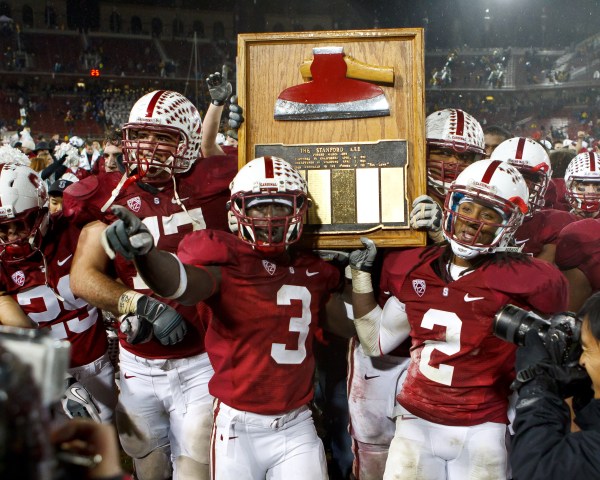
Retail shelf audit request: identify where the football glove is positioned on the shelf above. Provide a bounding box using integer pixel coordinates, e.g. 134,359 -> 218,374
228,95 -> 244,130
348,237 -> 377,273
207,65 -> 233,106
102,205 -> 154,260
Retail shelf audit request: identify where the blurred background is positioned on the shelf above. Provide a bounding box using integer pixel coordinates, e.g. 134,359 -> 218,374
1,0 -> 599,144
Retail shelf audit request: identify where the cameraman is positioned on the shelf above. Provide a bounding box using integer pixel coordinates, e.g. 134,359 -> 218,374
511,292 -> 600,479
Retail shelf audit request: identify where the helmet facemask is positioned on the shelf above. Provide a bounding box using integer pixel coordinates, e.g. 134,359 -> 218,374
0,207 -> 48,263
565,177 -> 600,215
426,144 -> 482,200
122,124 -> 190,184
230,192 -> 308,255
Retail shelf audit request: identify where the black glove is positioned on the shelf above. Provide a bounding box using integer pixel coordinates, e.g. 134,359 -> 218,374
102,205 -> 154,260
119,314 -> 153,344
206,65 -> 233,106
513,329 -> 588,397
135,295 -> 188,345
348,237 -> 377,273
228,95 -> 244,130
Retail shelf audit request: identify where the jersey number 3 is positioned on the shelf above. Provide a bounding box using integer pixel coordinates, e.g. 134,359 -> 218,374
271,285 -> 311,365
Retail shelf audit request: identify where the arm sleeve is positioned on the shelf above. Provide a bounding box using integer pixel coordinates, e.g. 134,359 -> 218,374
511,386 -> 600,479
354,296 -> 410,356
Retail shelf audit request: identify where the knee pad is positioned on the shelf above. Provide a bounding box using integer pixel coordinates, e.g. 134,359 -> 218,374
175,455 -> 209,480
179,405 -> 212,464
133,445 -> 172,480
116,408 -> 165,458
352,440 -> 390,480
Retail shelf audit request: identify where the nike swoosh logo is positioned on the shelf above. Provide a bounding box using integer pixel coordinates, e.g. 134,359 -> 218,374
364,374 -> 380,380
464,294 -> 485,302
306,270 -> 319,277
123,373 -> 136,379
171,196 -> 190,204
228,436 -> 239,440
514,238 -> 529,245
57,254 -> 73,266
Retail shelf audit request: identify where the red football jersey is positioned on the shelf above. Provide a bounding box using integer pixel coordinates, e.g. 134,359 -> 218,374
514,209 -> 576,256
178,230 -> 341,414
63,154 -> 237,359
382,247 -> 568,426
549,178 -> 571,211
0,215 -> 107,368
555,218 -> 600,291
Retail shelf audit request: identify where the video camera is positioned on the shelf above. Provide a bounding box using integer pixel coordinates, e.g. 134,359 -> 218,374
493,304 -> 582,367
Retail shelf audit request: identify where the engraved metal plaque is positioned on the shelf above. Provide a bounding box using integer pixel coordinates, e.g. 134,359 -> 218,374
255,140 -> 407,234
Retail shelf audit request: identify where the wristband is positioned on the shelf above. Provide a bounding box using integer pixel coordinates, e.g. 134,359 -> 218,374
351,269 -> 374,294
164,253 -> 189,300
211,99 -> 225,106
118,290 -> 144,315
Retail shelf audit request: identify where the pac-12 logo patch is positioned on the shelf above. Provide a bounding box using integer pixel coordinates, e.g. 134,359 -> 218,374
11,270 -> 25,286
412,279 -> 426,297
262,260 -> 276,276
127,196 -> 142,212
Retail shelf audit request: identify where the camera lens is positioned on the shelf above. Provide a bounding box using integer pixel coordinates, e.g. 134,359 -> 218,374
494,304 -> 549,346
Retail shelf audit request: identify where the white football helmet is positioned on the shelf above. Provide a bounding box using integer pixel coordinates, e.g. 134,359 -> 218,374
442,159 -> 529,259
564,151 -> 600,214
0,163 -> 49,263
229,156 -> 309,254
490,137 -> 551,214
122,90 -> 203,183
426,108 -> 485,199
68,136 -> 84,149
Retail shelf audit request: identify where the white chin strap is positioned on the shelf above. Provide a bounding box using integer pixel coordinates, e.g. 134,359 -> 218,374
449,239 -> 483,260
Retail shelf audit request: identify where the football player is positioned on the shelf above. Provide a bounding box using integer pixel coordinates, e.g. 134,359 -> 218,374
349,159 -> 568,479
0,161 -> 117,423
347,108 -> 486,480
563,151 -> 600,219
490,137 -> 576,263
102,156 -> 354,480
66,90 -> 237,480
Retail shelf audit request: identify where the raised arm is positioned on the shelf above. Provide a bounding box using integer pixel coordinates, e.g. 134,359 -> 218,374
349,238 -> 410,356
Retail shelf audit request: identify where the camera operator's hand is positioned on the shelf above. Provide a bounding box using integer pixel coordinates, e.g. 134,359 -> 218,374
207,65 -> 233,106
51,419 -> 123,479
102,205 -> 154,260
228,95 -> 244,130
514,330 -> 588,397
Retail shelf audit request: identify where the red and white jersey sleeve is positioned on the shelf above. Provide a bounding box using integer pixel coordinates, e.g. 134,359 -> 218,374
555,218 -> 600,292
382,247 -> 567,426
179,230 -> 340,414
62,156 -> 237,359
0,217 -> 107,368
514,209 -> 576,256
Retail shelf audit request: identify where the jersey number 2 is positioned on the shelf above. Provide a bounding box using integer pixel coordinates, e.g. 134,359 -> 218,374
419,309 -> 462,386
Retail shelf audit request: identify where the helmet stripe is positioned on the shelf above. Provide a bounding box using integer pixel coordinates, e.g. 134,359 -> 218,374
264,156 -> 274,178
481,160 -> 502,184
455,109 -> 464,136
515,137 -> 526,159
590,153 -> 597,172
145,90 -> 166,118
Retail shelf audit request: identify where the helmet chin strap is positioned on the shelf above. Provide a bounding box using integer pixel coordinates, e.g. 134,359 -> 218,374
171,176 -> 203,228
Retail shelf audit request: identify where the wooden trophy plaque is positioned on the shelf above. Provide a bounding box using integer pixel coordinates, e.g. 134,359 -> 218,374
236,28 -> 426,248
